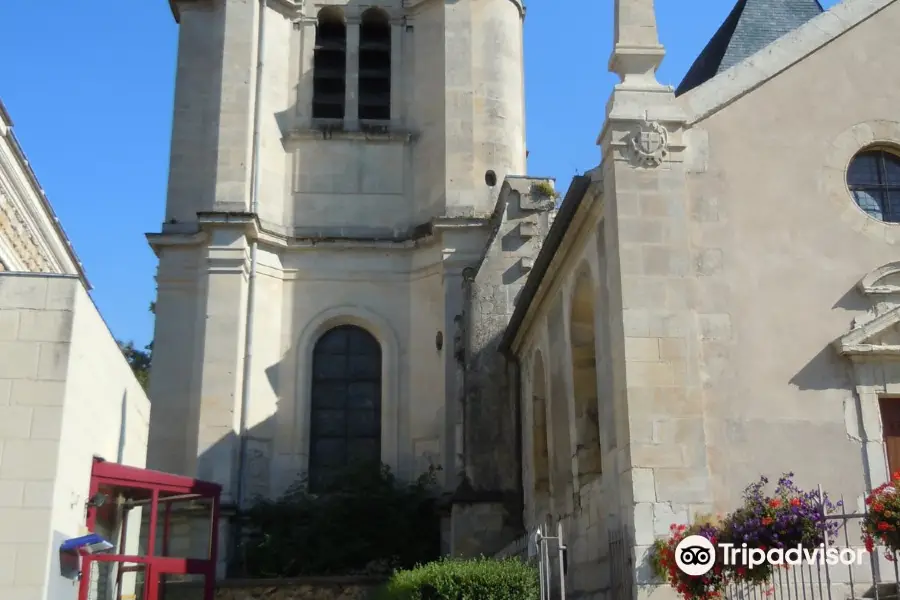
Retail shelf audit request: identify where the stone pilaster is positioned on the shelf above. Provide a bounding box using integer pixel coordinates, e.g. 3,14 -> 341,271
601,3 -> 713,599
146,248 -> 205,476
390,23 -> 403,126
442,262 -> 466,492
194,228 -> 249,505
296,19 -> 316,127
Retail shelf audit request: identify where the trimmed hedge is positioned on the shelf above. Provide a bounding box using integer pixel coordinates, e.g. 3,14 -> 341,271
377,557 -> 540,600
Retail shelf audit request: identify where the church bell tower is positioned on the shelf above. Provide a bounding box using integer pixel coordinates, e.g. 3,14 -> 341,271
146,0 -> 529,541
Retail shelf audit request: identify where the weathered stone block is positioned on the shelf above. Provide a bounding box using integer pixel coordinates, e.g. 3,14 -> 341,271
652,501 -> 689,536
654,468 -> 711,504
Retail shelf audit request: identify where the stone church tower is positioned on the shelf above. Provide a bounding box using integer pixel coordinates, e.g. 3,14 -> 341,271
146,0 -> 535,553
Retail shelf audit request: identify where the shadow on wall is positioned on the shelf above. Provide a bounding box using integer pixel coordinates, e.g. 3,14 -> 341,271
269,0 -> 435,235
788,284 -> 860,392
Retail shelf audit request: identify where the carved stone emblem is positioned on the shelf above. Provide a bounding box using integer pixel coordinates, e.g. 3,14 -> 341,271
629,120 -> 669,167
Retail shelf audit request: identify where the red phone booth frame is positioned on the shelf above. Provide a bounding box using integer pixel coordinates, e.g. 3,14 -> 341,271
78,458 -> 222,600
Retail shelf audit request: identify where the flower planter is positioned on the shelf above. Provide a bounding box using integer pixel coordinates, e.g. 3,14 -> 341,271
862,473 -> 900,559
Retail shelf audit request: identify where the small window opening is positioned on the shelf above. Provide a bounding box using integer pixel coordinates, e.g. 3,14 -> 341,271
847,148 -> 900,223
358,9 -> 391,122
313,8 -> 347,121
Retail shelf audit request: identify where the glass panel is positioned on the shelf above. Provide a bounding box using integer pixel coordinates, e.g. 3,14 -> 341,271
312,357 -> 346,380
347,410 -> 379,437
348,355 -> 380,379
315,329 -> 349,354
152,492 -> 213,560
852,189 -> 884,220
848,152 -> 881,186
87,560 -> 146,600
348,329 -> 380,354
311,382 -> 346,409
158,572 -> 207,600
884,153 -> 900,185
309,325 -> 383,490
311,439 -> 346,467
886,190 -> 900,223
312,409 -> 346,437
347,382 -> 378,409
347,438 -> 380,463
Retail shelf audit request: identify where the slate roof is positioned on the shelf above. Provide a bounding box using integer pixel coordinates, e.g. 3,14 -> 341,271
675,0 -> 824,96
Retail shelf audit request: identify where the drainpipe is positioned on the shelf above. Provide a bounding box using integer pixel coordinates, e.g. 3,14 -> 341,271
233,0 -> 266,565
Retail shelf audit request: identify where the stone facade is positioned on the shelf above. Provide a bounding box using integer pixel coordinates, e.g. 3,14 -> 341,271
149,0 -> 533,560
144,0 -> 900,598
500,1 -> 900,599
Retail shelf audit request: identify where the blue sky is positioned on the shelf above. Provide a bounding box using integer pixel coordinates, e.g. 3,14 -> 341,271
0,0 -> 839,348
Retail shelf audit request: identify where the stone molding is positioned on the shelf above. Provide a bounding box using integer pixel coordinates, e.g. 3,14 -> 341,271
0,128 -> 84,280
834,262 -> 900,357
680,0 -> 898,125
0,184 -> 53,273
821,120 -> 900,246
294,305 -> 403,476
834,262 -> 900,490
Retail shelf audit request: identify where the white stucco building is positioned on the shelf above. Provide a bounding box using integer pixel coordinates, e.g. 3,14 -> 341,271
0,100 -> 152,600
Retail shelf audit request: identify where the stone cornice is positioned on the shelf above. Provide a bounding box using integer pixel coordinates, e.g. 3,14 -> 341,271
0,126 -> 88,285
283,126 -> 416,147
146,212 -> 495,256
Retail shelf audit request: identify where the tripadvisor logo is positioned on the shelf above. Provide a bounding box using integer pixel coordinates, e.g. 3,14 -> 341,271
674,535 -> 866,576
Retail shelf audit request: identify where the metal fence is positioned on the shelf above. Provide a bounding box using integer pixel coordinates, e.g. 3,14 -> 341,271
725,489 -> 899,600
609,526 -> 633,600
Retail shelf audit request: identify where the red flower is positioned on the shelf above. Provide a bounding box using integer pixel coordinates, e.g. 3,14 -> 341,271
769,499 -> 782,508
878,522 -> 891,531
874,502 -> 886,512
761,517 -> 774,526
790,497 -> 801,507
865,536 -> 875,552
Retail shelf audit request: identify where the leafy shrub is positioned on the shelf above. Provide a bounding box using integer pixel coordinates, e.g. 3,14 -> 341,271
236,462 -> 442,577
377,557 -> 539,600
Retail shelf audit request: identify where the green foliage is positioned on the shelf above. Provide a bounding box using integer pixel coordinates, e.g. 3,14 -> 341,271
117,302 -> 155,392
237,462 -> 443,577
530,180 -> 558,200
377,557 -> 540,600
118,340 -> 152,391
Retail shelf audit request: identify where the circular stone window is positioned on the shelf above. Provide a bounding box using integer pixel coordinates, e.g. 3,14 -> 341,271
847,148 -> 900,223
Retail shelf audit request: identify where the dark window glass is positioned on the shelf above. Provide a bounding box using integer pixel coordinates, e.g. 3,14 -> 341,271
358,9 -> 391,122
848,150 -> 900,223
312,10 -> 347,121
308,325 -> 381,492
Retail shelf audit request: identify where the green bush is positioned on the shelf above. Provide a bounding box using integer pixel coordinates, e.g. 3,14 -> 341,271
377,557 -> 540,600
236,462 -> 442,577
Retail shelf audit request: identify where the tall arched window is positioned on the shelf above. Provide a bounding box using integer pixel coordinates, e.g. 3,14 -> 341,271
308,325 -> 382,492
848,148 -> 900,223
312,7 -> 347,121
358,8 -> 391,122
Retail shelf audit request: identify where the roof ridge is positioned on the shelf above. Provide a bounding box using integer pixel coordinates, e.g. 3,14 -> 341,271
676,0 -> 824,96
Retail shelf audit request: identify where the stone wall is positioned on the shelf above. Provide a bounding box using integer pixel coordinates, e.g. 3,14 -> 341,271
163,577 -> 384,600
450,177 -> 555,557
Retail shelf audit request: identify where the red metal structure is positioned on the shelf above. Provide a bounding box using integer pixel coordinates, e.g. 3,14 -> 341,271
77,457 -> 221,600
